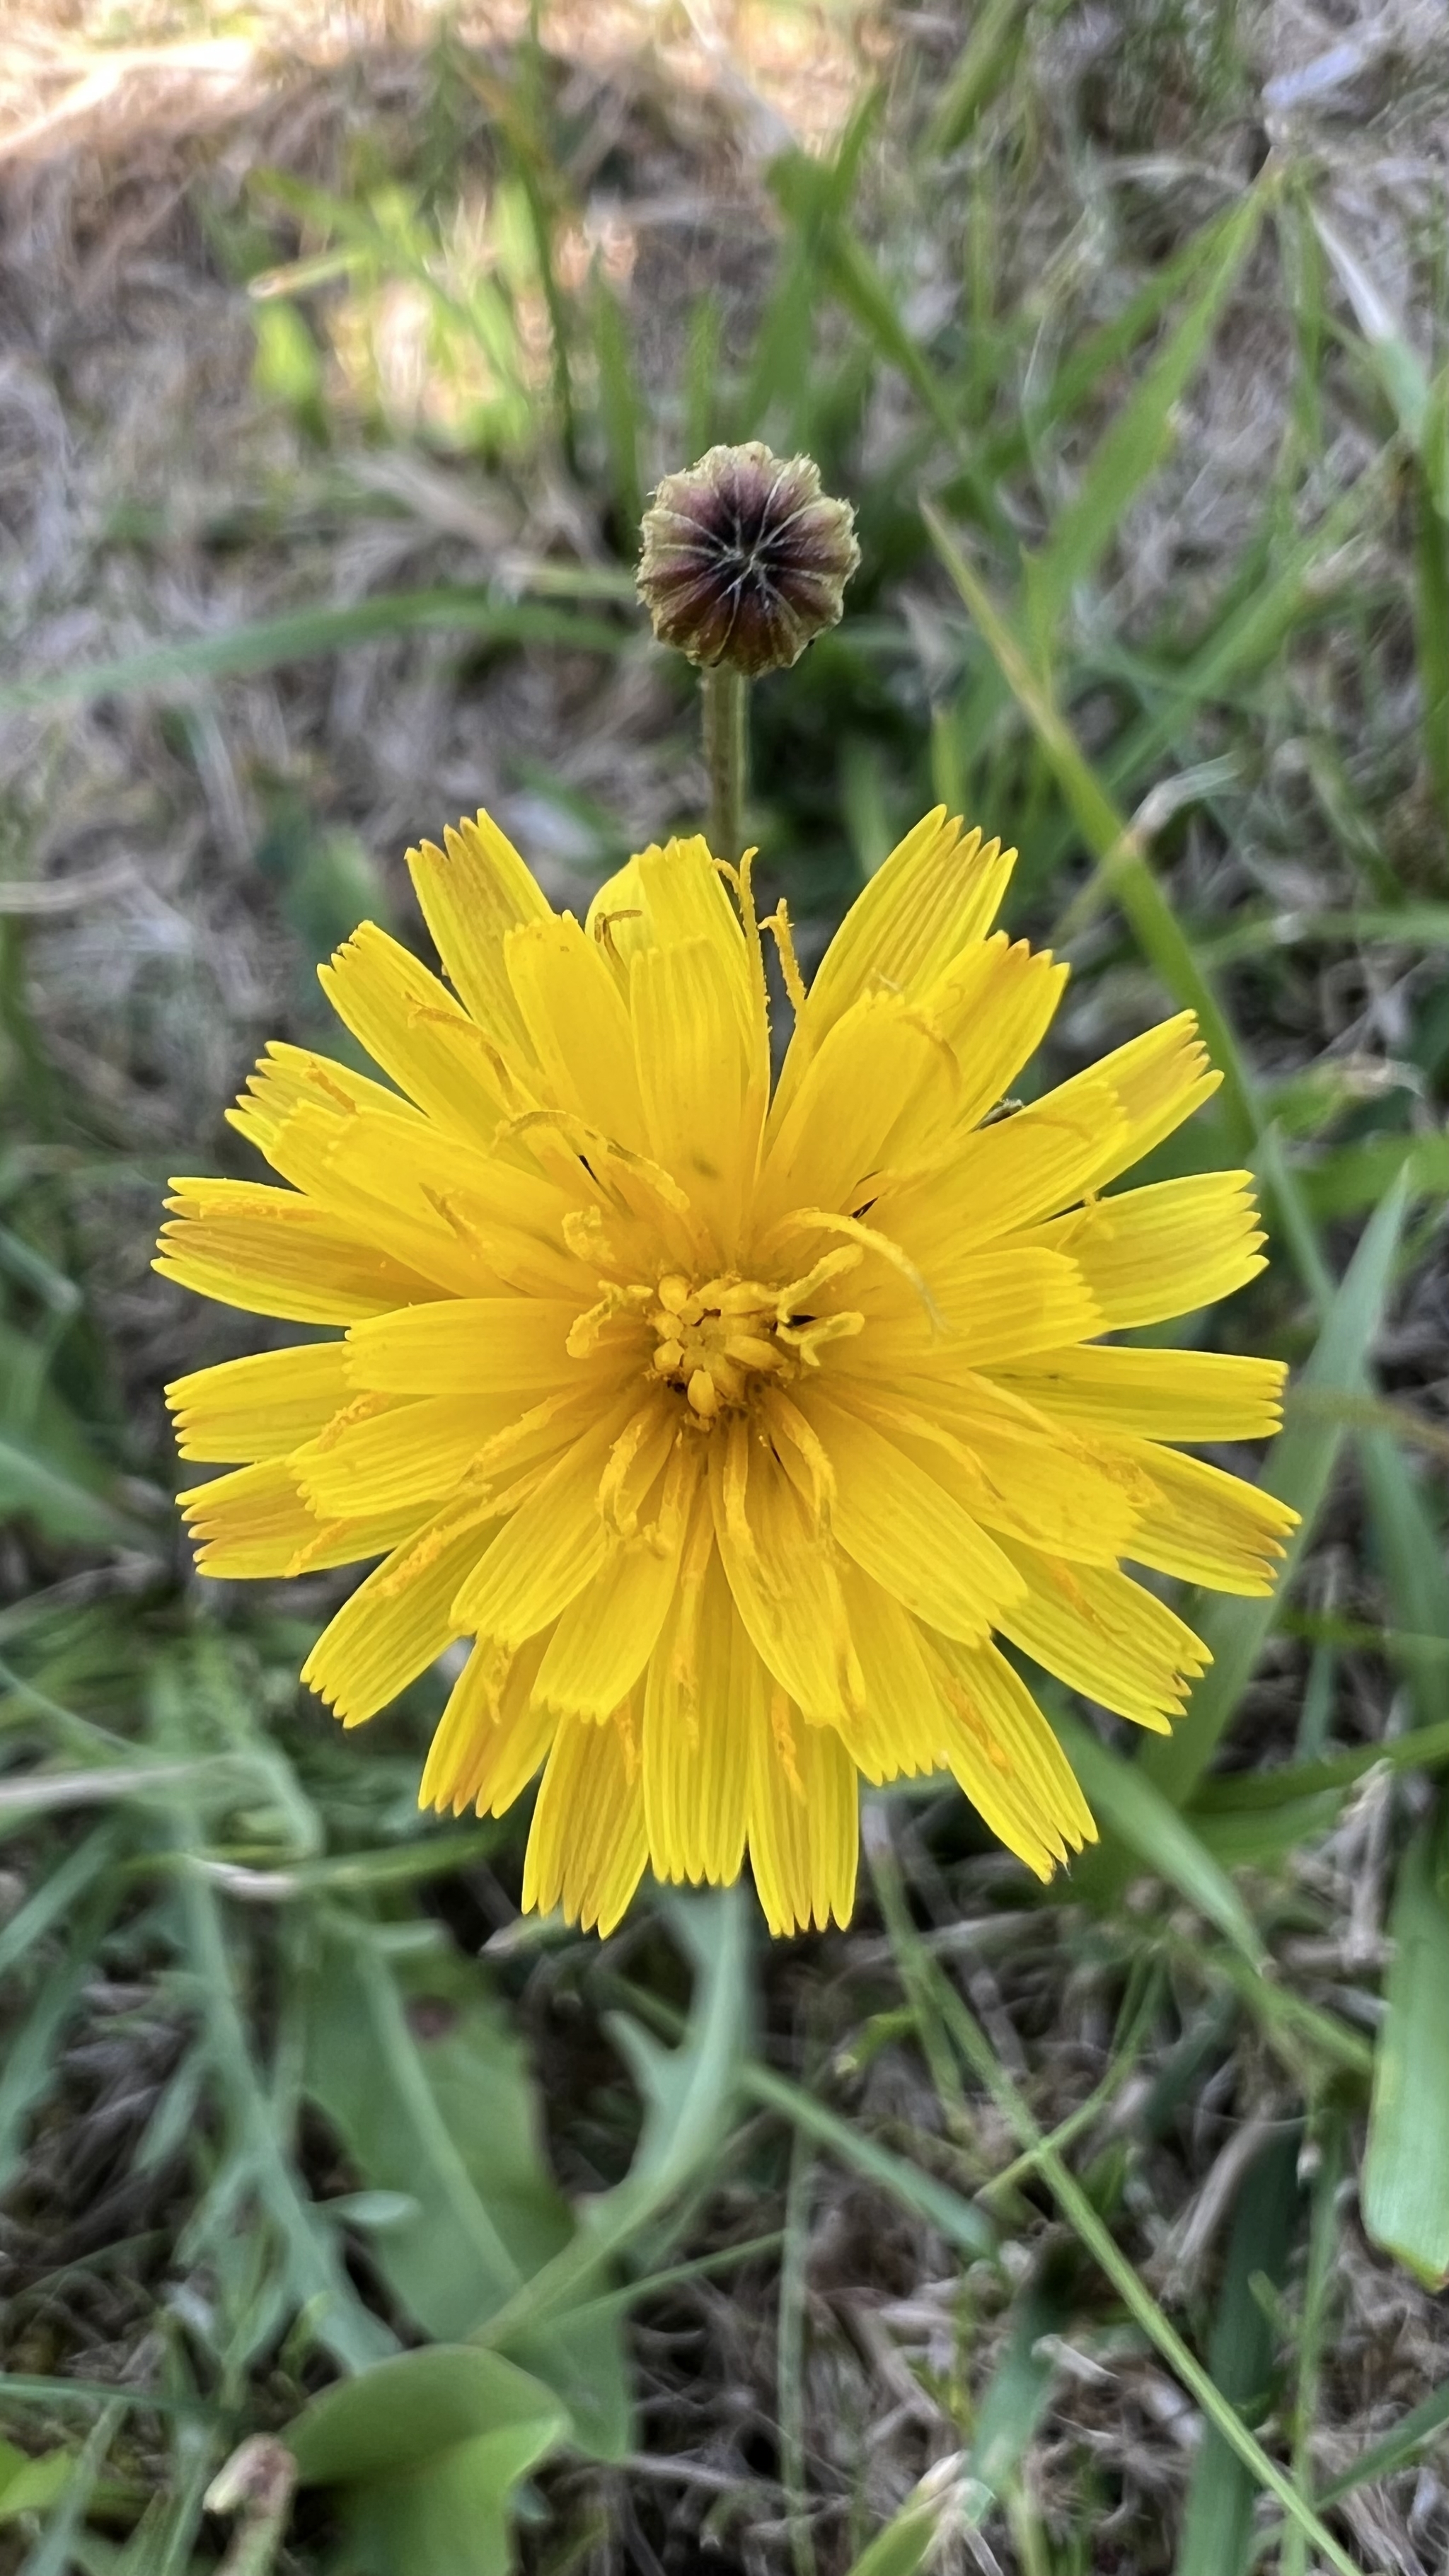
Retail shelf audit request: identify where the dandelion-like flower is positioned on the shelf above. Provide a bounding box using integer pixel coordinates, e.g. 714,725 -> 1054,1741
161,810 -> 1295,1936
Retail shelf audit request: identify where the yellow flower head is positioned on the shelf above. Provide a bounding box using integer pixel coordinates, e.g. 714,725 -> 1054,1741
159,809 -> 1295,1936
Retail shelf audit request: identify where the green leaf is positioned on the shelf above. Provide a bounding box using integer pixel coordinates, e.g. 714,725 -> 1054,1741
1173,2132 -> 1302,2576
1360,1431 -> 1449,1733
1299,1132 -> 1449,1222
1056,1711 -> 1267,1969
1363,1813 -> 1449,2287
843,2458 -> 973,2576
1024,185 -> 1270,652
302,1926 -> 630,2457
287,2345 -> 566,2576
967,2271 -> 1068,2493
0,590 -> 625,715
0,2440 -> 73,2523
482,1888 -> 752,2366
1142,1172 -> 1409,1806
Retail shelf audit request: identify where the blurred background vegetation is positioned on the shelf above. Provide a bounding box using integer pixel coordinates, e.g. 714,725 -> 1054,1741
1,1 -> 1449,2570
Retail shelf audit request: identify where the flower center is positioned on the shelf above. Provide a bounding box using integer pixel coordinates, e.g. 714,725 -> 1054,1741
648,1273 -> 789,1421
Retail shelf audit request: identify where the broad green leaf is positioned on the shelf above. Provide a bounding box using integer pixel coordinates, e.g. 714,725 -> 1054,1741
482,1888 -> 752,2358
287,2344 -> 564,2487
1174,2132 -> 1302,2576
1142,1172 -> 1409,1806
302,1927 -> 630,2456
288,2345 -> 566,2576
303,1930 -> 555,2330
1056,1712 -> 1266,1968
0,2439 -> 72,2522
1363,1814 -> 1449,2287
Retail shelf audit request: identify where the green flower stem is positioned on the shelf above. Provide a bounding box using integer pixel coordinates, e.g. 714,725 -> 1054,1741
703,663 -> 748,862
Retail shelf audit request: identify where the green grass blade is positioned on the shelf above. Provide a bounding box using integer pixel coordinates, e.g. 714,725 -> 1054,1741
1055,1712 -> 1267,1969
0,1883 -> 116,2192
1315,2373 -> 1449,2506
872,1855 -> 1363,2576
1360,1431 -> 1449,1733
925,0 -> 1026,152
0,591 -> 625,713
843,2459 -> 974,2576
592,273 -> 645,534
1414,466 -> 1449,834
1363,1812 -> 1449,2286
923,502 -> 1259,1147
1172,2132 -> 1301,2576
1024,187 -> 1269,653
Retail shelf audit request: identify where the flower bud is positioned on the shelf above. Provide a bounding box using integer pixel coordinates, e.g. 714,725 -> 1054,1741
637,441 -> 860,677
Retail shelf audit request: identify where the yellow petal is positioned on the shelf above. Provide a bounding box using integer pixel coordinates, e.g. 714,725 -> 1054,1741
318,921 -> 512,1139
294,1393 -> 522,1520
421,1632 -> 555,1815
177,1458 -> 415,1579
347,1298 -> 583,1397
505,913 -> 649,1152
450,1408 -> 630,1646
875,1076 -> 1126,1255
522,1707 -> 648,1934
995,1542 -> 1209,1731
534,1444 -> 698,1717
932,1634 -> 1095,1853
838,1245 -> 1101,1384
775,810 -> 1013,1116
642,1542 -> 756,1887
846,1381 -> 1146,1567
231,1041 -> 425,1154
1114,1440 -> 1298,1594
833,1571 -> 949,1783
808,1391 -> 1024,1641
156,1180 -> 446,1324
1056,1011 -> 1220,1191
630,935 -> 761,1252
406,812 -> 552,1073
1027,1172 -> 1265,1330
927,935 -> 1068,1128
302,1515 -> 489,1726
746,1694 -> 858,1936
240,1102 -> 500,1300
920,1634 -> 1090,1878
991,1344 -> 1287,1441
167,1340 -> 352,1462
758,991 -> 961,1225
708,1416 -> 862,1721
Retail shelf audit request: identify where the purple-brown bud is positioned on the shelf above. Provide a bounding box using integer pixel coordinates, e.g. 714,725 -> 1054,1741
636,442 -> 860,677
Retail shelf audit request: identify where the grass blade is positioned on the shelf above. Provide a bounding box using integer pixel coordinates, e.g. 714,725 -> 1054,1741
1056,1711 -> 1267,1968
1024,186 -> 1269,651
1172,2132 -> 1301,2576
0,591 -> 625,714
1363,1812 -> 1449,2287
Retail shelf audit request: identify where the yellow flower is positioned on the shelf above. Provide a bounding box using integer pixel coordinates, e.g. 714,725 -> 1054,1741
159,809 -> 1295,1936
